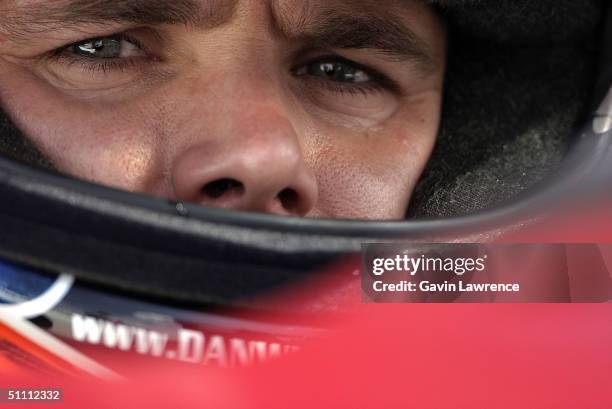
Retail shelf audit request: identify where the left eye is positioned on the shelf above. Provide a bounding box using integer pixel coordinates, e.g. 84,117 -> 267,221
71,36 -> 143,59
294,60 -> 371,83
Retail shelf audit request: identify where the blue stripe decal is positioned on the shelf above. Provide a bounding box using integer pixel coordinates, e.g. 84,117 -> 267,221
0,258 -> 57,304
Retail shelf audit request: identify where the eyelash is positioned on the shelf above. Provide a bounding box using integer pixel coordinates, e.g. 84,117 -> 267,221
314,78 -> 386,98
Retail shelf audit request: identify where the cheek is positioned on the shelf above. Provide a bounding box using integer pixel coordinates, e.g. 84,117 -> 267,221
306,94 -> 441,220
0,66 -> 165,191
309,138 -> 424,220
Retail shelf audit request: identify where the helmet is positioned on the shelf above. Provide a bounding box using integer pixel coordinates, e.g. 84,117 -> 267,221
1,0 -> 611,380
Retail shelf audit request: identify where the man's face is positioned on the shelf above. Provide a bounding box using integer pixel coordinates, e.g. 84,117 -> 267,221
0,0 -> 445,219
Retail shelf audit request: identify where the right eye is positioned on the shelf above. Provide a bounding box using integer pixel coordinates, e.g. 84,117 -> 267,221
39,32 -> 161,92
70,36 -> 146,59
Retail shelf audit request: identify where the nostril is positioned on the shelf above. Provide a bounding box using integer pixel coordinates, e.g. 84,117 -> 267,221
202,178 -> 244,199
278,188 -> 299,212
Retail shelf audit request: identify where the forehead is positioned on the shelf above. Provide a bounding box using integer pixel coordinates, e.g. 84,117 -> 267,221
4,0 -> 414,11
2,0 -> 430,26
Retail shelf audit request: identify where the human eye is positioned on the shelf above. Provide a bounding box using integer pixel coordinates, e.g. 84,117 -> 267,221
38,29 -> 163,96
294,59 -> 370,84
49,33 -> 149,73
291,55 -> 401,122
70,35 -> 146,60
292,55 -> 398,96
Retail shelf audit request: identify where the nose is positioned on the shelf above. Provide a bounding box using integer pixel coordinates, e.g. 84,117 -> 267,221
171,113 -> 318,217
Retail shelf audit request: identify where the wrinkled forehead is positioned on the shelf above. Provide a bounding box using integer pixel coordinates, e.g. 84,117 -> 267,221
1,0 -> 438,37
3,0 -> 424,18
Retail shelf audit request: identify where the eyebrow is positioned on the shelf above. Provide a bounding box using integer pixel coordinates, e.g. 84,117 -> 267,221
272,5 -> 439,73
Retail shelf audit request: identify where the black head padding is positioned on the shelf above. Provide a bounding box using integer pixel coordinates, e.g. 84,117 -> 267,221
408,0 -> 606,217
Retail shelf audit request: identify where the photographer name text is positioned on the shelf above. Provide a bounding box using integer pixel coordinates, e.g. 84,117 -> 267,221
369,254 -> 520,293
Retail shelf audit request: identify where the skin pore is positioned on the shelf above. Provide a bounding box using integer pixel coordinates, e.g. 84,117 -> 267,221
0,0 -> 445,220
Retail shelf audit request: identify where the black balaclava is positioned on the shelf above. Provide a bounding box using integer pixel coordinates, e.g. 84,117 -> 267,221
0,112 -> 54,170
408,0 -> 604,218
